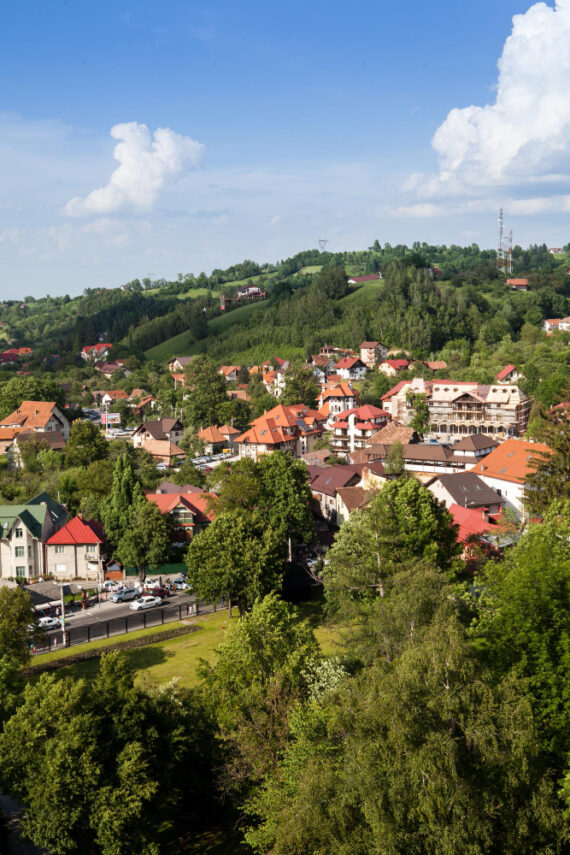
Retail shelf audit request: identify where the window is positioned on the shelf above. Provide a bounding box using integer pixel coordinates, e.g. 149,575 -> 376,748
86,544 -> 97,553
55,545 -> 65,554
15,546 -> 24,557
15,566 -> 26,578
15,528 -> 23,538
28,546 -> 32,557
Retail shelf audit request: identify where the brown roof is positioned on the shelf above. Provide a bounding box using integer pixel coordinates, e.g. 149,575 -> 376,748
452,434 -> 500,452
141,439 -> 186,460
15,430 -> 66,451
348,445 -> 388,464
308,464 -> 363,497
433,472 -> 505,508
300,448 -> 331,467
368,422 -> 418,445
336,486 -> 373,511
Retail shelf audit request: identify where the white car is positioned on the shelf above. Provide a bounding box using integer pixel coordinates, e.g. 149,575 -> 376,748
111,587 -> 138,603
172,578 -> 190,591
36,616 -> 61,630
130,596 -> 161,611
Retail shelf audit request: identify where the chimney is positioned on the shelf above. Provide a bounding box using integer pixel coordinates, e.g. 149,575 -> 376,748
481,508 -> 489,523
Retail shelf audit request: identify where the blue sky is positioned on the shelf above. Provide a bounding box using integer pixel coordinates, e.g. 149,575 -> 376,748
1,0 -> 569,296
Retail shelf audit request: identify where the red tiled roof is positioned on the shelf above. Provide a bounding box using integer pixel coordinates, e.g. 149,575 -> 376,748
146,492 -> 217,523
496,364 -> 516,381
449,505 -> 498,543
336,357 -> 365,370
47,516 -> 105,545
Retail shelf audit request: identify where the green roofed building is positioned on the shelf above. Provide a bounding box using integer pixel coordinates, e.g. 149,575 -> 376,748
0,492 -> 67,581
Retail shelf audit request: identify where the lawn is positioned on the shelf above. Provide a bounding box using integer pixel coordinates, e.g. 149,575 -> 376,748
340,279 -> 385,304
27,594 -> 341,688
208,299 -> 268,335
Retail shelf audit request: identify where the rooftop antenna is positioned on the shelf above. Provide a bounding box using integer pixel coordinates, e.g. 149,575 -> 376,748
507,229 -> 513,276
318,239 -> 328,253
496,208 -> 505,274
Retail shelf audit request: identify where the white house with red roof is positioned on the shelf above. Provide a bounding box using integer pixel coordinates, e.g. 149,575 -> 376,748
335,356 -> 367,380
318,382 -> 359,426
496,364 -> 522,384
378,358 -> 409,376
81,343 -> 112,361
46,515 -> 106,580
218,365 -> 241,383
543,317 -> 570,334
330,404 -> 390,456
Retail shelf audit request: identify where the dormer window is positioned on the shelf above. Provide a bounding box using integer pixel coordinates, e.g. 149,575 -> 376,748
15,528 -> 23,538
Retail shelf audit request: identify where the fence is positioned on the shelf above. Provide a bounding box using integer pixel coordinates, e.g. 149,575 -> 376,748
33,598 -> 225,654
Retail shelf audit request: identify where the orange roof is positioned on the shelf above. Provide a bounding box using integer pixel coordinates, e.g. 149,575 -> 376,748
0,401 -> 62,431
146,492 -> 217,523
141,439 -> 186,459
103,389 -> 128,400
198,423 -> 238,443
321,382 -> 357,400
470,438 -> 552,484
219,365 -> 240,376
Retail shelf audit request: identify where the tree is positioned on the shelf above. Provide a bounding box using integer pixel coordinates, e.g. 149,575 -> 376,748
185,511 -> 282,615
281,363 -> 319,408
473,504 -> 570,767
325,478 -> 461,618
258,452 -> 316,547
0,587 -> 37,664
384,439 -> 405,475
117,502 -> 171,579
406,390 -> 430,437
0,652 -> 218,855
100,453 -> 145,551
65,420 -> 108,468
314,266 -> 349,300
171,458 -> 205,489
246,614 -> 565,855
200,594 -> 318,794
525,415 -> 569,515
184,356 -> 228,428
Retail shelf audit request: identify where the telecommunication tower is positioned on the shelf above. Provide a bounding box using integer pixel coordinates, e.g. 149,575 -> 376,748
507,230 -> 513,276
318,238 -> 328,253
496,208 -> 505,273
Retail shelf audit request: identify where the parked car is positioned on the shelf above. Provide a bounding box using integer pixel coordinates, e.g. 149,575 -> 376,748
130,596 -> 161,611
148,586 -> 170,599
36,616 -> 61,630
99,580 -> 120,593
155,462 -> 169,471
111,587 -> 138,603
172,578 -> 190,591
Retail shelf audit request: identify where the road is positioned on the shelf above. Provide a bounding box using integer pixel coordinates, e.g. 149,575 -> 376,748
34,587 -> 200,653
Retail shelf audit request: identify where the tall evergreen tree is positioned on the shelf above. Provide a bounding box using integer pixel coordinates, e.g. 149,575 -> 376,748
100,453 -> 145,550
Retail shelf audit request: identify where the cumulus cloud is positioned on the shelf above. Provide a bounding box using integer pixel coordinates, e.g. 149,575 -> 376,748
409,0 -> 570,200
65,122 -> 204,216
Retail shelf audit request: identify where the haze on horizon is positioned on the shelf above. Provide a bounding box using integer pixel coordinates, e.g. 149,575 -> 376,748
1,0 -> 570,297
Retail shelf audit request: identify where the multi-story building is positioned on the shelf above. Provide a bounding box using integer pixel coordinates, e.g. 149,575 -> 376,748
46,516 -> 106,581
330,405 -> 390,456
236,404 -> 325,461
382,378 -> 531,440
0,400 -> 71,441
359,341 -> 388,368
0,493 -> 67,580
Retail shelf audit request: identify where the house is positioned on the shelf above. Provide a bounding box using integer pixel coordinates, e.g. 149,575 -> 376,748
97,390 -> 129,407
549,247 -> 564,254
198,423 -> 240,454
0,347 -> 32,364
423,360 -> 448,372
93,361 -> 130,380
168,356 -> 193,373
378,359 -> 409,376
218,365 -> 241,383
0,492 -> 67,580
46,516 -> 106,580
81,343 -> 112,361
448,505 -> 504,556
0,401 -> 71,441
348,274 -> 382,284
505,278 -> 528,291
335,357 -> 367,381
140,439 -> 186,466
330,404 -> 390,456
236,404 -> 325,461
318,383 -> 359,425
8,430 -> 66,468
307,464 -> 363,523
368,421 -> 419,446
145,492 -> 216,542
300,448 -> 332,467
308,354 -> 337,377
133,395 -> 158,416
336,487 -> 374,524
359,341 -> 388,367
450,433 -> 500,460
236,285 -> 266,301
470,438 -> 552,515
262,368 -> 288,398
382,379 -> 531,439
227,388 -> 251,402
428,472 -> 505,514
132,419 -> 184,448
496,364 -> 522,384
543,317 -> 570,334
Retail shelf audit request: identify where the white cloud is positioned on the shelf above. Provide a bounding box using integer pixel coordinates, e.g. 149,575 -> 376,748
64,122 -> 204,216
409,0 -> 570,200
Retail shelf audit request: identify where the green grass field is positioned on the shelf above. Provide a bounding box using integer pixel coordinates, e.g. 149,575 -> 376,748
28,595 -> 341,689
340,279 -> 385,304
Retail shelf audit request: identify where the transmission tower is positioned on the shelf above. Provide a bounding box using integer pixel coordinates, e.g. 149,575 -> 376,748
318,238 -> 328,253
496,208 -> 505,273
507,230 -> 513,276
